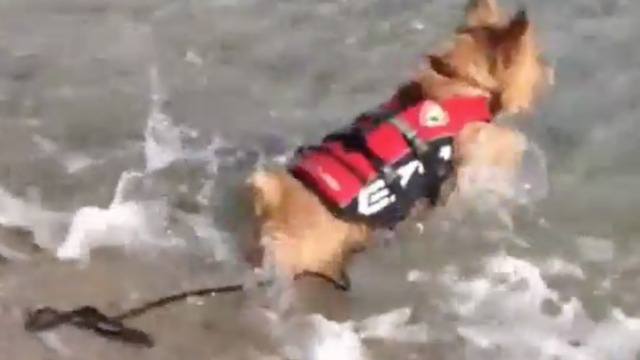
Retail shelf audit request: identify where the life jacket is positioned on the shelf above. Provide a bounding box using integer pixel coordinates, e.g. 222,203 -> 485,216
288,95 -> 492,228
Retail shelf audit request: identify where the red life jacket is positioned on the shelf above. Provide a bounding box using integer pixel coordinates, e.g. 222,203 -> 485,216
289,95 -> 492,228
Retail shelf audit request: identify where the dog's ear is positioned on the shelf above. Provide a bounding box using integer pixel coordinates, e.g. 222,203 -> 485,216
500,9 -> 530,51
395,80 -> 425,107
495,9 -> 543,114
464,0 -> 501,27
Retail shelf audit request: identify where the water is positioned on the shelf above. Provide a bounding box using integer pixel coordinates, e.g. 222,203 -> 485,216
0,0 -> 639,359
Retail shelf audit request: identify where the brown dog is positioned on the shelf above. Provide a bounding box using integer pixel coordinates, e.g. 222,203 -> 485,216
244,0 -> 553,290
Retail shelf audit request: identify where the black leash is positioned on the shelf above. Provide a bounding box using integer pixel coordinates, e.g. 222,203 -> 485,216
23,271 -> 350,348
24,305 -> 156,347
23,282 -> 255,348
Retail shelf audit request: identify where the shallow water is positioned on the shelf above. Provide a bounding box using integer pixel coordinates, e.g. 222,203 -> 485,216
1,0 -> 640,359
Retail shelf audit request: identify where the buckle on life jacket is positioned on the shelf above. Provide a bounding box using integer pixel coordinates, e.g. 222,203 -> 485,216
388,117 -> 429,156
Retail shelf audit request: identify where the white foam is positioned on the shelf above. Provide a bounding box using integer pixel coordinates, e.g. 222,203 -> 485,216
60,153 -> 95,173
355,307 -> 430,343
440,254 -> 640,359
111,170 -> 146,205
407,269 -> 430,283
263,304 -> 434,360
273,313 -> 369,360
56,171 -> 176,262
539,257 -> 586,279
579,308 -> 640,360
184,48 -> 204,66
56,200 -> 172,261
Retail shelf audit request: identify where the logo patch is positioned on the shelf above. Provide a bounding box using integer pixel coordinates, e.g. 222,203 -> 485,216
357,160 -> 425,216
420,101 -> 449,127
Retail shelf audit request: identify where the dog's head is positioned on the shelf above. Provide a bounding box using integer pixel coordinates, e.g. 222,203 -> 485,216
421,0 -> 553,116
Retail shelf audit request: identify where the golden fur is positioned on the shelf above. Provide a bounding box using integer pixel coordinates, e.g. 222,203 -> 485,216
244,0 -> 553,287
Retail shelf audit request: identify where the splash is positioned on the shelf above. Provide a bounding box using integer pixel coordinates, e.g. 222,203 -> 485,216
455,137 -> 549,206
53,59 -> 279,263
515,139 -> 549,203
56,170 -> 175,261
144,65 -> 184,172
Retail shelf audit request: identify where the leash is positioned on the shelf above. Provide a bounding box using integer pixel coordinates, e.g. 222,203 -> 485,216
22,271 -> 349,348
23,282 -> 259,348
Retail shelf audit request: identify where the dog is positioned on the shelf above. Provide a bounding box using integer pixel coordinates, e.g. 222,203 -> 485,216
244,0 -> 553,290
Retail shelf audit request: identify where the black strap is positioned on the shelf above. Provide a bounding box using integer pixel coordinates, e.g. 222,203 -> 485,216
321,123 -> 400,187
324,109 -> 433,209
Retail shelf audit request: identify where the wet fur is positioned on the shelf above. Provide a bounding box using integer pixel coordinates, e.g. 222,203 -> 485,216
245,0 -> 553,287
